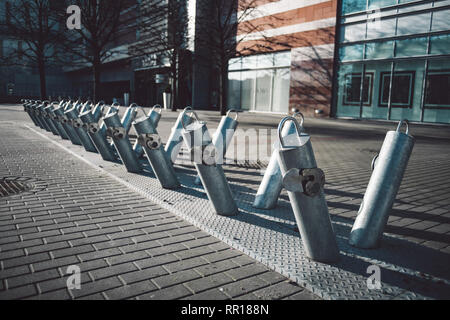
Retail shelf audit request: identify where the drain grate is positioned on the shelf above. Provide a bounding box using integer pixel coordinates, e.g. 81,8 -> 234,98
0,177 -> 39,198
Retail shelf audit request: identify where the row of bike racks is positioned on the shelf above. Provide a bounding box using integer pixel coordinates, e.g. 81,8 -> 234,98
22,99 -> 415,263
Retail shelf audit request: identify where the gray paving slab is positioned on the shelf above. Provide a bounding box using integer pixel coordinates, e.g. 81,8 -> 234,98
1,104 -> 450,300
0,113 -> 318,300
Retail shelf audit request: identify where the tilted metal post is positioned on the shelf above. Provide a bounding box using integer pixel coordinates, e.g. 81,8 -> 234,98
35,101 -> 53,132
103,110 -> 142,173
46,102 -> 70,140
79,102 -> 117,162
133,111 -> 180,189
165,107 -> 195,163
31,101 -> 47,129
181,110 -> 238,216
53,103 -> 82,146
277,116 -> 340,263
42,103 -> 61,136
194,110 -> 239,185
23,100 -> 40,126
253,112 -> 304,209
349,120 -> 415,249
133,105 -> 162,158
65,105 -> 98,152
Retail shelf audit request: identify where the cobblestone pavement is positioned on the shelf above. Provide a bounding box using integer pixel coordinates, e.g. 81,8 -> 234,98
1,104 -> 450,300
0,108 -> 317,300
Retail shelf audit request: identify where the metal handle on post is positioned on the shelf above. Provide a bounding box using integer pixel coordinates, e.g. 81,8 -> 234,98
277,113 -> 305,149
180,107 -> 197,130
226,109 -> 238,121
396,119 -> 409,135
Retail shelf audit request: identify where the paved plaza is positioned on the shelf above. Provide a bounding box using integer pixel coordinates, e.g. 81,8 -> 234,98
0,104 -> 449,300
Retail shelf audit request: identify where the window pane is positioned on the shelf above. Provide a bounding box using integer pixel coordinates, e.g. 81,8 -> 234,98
274,51 -> 291,67
272,68 -> 290,113
255,69 -> 273,111
341,23 -> 366,42
395,37 -> 427,57
365,41 -> 393,59
335,63 -> 364,118
241,55 -> 258,69
423,58 -> 450,124
396,13 -> 431,36
340,44 -> 364,61
368,0 -> 396,10
362,61 -> 391,119
431,9 -> 450,32
425,71 -> 450,106
379,71 -> 415,107
430,34 -> 450,55
342,0 -> 366,14
389,60 -> 424,122
257,53 -> 274,68
343,72 -> 373,105
228,72 -> 241,109
240,71 -> 255,110
229,57 -> 242,71
367,17 -> 396,39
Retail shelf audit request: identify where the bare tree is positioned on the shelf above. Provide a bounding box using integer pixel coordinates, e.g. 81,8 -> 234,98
195,0 -> 274,115
58,0 -> 136,102
128,0 -> 190,111
0,0 -> 64,99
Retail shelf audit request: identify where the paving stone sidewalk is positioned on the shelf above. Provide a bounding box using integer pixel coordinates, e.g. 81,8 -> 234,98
1,104 -> 450,300
0,119 -> 317,300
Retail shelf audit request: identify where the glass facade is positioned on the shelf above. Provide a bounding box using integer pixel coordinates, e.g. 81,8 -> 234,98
336,0 -> 450,123
228,51 -> 291,112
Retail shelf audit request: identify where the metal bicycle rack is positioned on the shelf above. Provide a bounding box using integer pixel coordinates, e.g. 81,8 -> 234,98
165,107 -> 195,163
103,106 -> 142,173
53,102 -> 82,146
79,102 -> 117,162
349,120 -> 415,249
35,101 -> 53,132
46,102 -> 70,140
194,109 -> 239,185
23,100 -> 40,126
133,107 -> 180,189
254,112 -> 304,209
133,105 -> 162,158
42,103 -> 62,136
181,110 -> 238,216
277,116 -> 340,263
64,104 -> 98,153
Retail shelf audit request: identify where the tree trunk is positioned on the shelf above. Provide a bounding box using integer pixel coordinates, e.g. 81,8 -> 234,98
171,51 -> 178,112
219,60 -> 229,116
38,57 -> 47,100
92,54 -> 101,103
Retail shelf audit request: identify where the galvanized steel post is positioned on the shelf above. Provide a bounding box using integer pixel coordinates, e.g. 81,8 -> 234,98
194,110 -> 239,185
133,112 -> 180,189
79,103 -> 117,162
64,105 -> 98,153
46,102 -> 70,140
277,116 -> 340,263
103,110 -> 142,173
53,103 -> 82,146
133,105 -> 162,158
349,120 -> 415,249
253,112 -> 304,209
165,107 -> 195,163
181,110 -> 238,216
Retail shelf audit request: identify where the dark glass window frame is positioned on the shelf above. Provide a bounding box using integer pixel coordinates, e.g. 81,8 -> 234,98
379,70 -> 415,108
343,72 -> 374,106
424,69 -> 450,109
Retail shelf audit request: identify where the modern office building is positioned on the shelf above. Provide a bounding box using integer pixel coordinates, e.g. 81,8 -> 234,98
1,0 -> 449,124
229,0 -> 450,124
